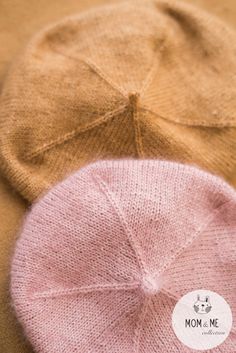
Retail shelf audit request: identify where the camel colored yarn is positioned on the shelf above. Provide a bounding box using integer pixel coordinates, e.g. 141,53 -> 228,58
1,0 -> 236,202
11,160 -> 236,353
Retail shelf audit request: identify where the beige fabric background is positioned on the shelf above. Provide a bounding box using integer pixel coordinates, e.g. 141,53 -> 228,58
0,0 -> 236,353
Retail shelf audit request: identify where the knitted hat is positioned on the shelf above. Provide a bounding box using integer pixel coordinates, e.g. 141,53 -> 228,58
11,160 -> 236,353
1,0 -> 236,203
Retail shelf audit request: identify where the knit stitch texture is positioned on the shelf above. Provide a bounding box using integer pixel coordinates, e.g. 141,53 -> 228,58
11,160 -> 236,353
0,0 -> 236,202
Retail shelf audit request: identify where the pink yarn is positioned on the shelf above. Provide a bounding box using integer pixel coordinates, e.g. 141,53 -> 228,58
11,160 -> 236,353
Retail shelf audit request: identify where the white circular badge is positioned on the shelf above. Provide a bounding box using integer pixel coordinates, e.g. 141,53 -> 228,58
172,290 -> 233,351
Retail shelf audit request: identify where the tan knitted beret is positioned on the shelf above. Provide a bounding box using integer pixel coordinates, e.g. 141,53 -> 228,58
0,0 -> 236,202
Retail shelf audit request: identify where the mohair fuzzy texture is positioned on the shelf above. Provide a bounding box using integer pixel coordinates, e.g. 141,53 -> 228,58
1,0 -> 236,203
0,0 -> 118,85
1,0 -> 236,85
11,160 -> 236,353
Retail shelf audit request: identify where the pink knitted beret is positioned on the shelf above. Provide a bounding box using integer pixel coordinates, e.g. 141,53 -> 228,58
11,160 -> 236,353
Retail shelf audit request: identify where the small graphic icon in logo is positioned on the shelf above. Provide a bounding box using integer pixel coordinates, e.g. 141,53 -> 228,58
193,295 -> 212,314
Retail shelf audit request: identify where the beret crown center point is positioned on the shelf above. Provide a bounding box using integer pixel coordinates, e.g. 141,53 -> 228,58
128,91 -> 140,110
141,274 -> 162,297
